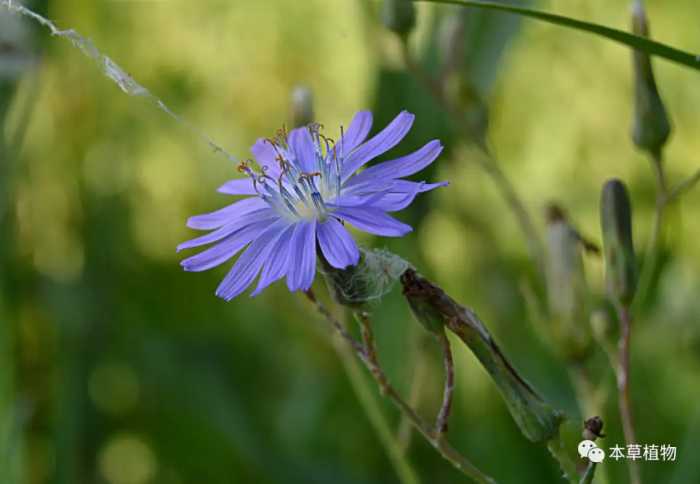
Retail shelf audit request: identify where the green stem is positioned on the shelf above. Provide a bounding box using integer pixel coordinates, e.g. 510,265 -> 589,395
579,462 -> 597,484
396,330 -> 430,452
414,0 -> 700,71
567,365 -> 609,484
333,337 -> 422,484
615,305 -> 641,484
635,152 -> 667,308
666,167 -> 700,202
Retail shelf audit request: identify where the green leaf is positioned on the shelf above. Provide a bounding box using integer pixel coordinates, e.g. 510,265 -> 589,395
415,0 -> 700,71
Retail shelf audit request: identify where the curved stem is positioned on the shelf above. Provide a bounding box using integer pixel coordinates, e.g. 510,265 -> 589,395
304,291 -> 420,484
615,305 -> 641,484
305,292 -> 497,484
435,330 -> 455,438
667,167 -> 700,203
334,337 -> 421,484
397,331 -> 430,452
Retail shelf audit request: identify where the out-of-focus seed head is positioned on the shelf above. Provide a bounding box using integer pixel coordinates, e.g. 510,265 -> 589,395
290,85 -> 314,128
544,204 -> 592,361
382,0 -> 416,38
600,179 -> 637,306
630,0 -> 671,157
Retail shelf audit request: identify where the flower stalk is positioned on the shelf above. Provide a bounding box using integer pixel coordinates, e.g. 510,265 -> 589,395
304,290 -> 498,484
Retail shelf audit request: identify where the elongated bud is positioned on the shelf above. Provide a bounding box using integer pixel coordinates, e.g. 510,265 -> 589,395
381,0 -> 416,38
544,205 -> 592,361
290,85 -> 314,128
321,249 -> 410,309
600,179 -> 637,306
401,269 -> 564,442
630,0 -> 671,157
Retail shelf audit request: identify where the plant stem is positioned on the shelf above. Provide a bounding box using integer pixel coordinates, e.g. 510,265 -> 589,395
635,151 -> 667,308
435,330 -> 455,438
397,331 -> 430,452
305,291 -> 498,484
615,305 -> 641,484
567,365 -> 610,484
579,461 -> 597,484
303,291 -> 419,484
666,167 -> 700,203
333,335 -> 421,484
399,42 -> 545,279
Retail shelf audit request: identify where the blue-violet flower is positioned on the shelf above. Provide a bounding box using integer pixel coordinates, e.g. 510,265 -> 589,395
178,110 -> 446,300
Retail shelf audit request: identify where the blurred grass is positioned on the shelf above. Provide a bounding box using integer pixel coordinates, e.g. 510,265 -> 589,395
1,0 -> 699,483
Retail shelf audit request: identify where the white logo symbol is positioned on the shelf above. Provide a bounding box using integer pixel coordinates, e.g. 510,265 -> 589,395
578,440 -> 606,463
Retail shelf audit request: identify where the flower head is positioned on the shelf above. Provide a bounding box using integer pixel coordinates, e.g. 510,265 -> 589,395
178,110 -> 446,300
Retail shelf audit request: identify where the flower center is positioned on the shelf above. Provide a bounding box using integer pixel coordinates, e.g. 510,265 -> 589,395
239,124 -> 344,222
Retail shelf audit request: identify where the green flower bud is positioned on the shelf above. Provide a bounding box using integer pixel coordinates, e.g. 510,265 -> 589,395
600,179 -> 637,306
544,205 -> 592,361
630,0 -> 671,157
290,85 -> 314,128
381,0 -> 416,38
401,269 -> 564,442
320,248 -> 410,309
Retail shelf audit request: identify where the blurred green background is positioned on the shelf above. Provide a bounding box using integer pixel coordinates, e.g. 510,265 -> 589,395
1,0 -> 699,483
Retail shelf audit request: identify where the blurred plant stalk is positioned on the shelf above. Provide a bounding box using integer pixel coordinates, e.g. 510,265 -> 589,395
601,179 -> 641,484
0,6 -> 37,483
386,8 -> 546,281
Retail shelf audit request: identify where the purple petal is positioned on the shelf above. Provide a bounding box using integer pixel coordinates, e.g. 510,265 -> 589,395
217,178 -> 257,195
178,209 -> 278,252
335,184 -> 420,213
345,140 -> 443,188
251,138 -> 282,177
336,179 -> 447,212
340,111 -> 373,155
180,220 -> 271,272
317,218 -> 360,269
251,223 -> 296,296
215,220 -> 291,301
341,111 -> 415,182
333,206 -> 412,237
288,127 -> 316,172
286,220 -> 318,292
187,197 -> 268,230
